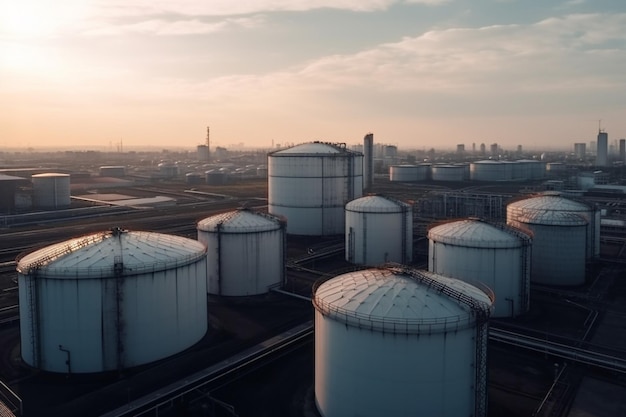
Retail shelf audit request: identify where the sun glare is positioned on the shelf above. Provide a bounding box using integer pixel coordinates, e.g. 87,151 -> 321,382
0,3 -> 50,38
0,1 -> 87,39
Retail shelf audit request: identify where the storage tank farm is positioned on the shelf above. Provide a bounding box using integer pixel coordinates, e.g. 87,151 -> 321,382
507,194 -> 598,286
16,228 -> 208,373
197,209 -> 285,296
428,219 -> 532,317
267,142 -> 363,235
31,173 -> 71,209
345,195 -> 412,265
313,266 -> 493,417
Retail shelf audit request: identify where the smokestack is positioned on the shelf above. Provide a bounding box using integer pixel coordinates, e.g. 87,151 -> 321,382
206,126 -> 211,161
363,133 -> 374,190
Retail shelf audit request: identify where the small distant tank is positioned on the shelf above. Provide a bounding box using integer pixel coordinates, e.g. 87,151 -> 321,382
99,166 -> 126,177
31,173 -> 71,209
507,194 -> 593,285
345,195 -> 412,266
197,209 -> 285,296
428,219 -> 532,317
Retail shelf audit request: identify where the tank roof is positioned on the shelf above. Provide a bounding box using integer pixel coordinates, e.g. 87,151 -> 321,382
511,210 -> 588,226
17,228 -> 206,279
271,142 -> 353,155
473,160 -> 503,164
345,195 -> 410,213
313,267 -> 492,334
508,194 -> 593,212
433,164 -> 463,168
428,219 -> 529,248
197,209 -> 283,232
32,173 -> 70,178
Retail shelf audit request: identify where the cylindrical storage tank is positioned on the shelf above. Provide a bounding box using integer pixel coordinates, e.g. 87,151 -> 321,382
546,162 -> 565,177
268,142 -> 363,235
428,219 -> 532,317
470,160 -> 506,181
389,165 -> 418,182
502,161 -> 515,180
507,194 -> 599,259
17,228 -> 207,373
99,166 -> 126,177
32,173 -> 71,209
512,160 -> 530,180
185,172 -> 204,184
205,170 -> 227,185
158,163 -> 179,178
345,195 -> 412,266
513,160 -> 545,180
416,163 -> 431,180
530,160 -> 546,179
256,165 -> 268,178
197,209 -> 285,296
313,267 -> 493,417
507,205 -> 587,285
389,165 -> 419,182
431,164 -> 466,181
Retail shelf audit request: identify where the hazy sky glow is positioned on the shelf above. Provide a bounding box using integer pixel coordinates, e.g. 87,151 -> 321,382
1,0 -> 625,151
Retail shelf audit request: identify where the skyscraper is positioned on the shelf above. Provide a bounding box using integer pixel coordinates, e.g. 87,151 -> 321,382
596,130 -> 608,167
574,143 -> 586,160
363,133 -> 374,190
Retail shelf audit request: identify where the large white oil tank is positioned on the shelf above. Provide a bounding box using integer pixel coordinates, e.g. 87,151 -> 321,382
508,193 -> 599,259
268,142 -> 363,235
313,266 -> 493,417
512,160 -> 530,180
197,209 -> 285,296
428,219 -> 532,317
470,160 -> 506,181
546,162 -> 566,177
17,228 -> 207,373
507,201 -> 588,285
32,173 -> 71,209
345,195 -> 412,265
431,164 -> 466,181
514,160 -> 545,180
389,165 -> 418,182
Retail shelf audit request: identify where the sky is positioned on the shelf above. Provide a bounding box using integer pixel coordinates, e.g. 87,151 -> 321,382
1,0 -> 625,152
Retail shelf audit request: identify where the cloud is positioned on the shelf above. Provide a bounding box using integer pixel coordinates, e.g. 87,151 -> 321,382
82,16 -> 264,36
91,0 -> 397,18
284,13 -> 626,94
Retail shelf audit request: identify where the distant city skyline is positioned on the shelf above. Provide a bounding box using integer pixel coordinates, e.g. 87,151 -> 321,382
2,1 -> 625,151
